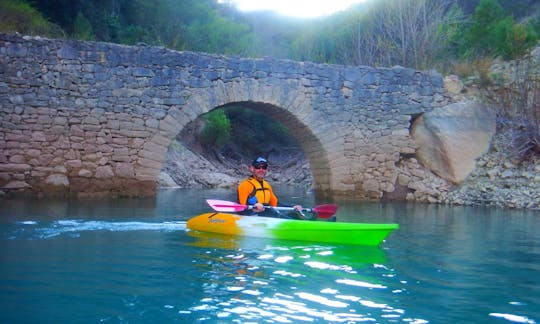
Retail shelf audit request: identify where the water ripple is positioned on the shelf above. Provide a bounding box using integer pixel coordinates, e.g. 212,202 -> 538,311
489,313 -> 536,323
336,278 -> 387,289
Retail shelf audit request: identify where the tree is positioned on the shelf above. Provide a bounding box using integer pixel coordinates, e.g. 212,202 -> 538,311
459,0 -> 537,60
493,17 -> 535,59
291,19 -> 338,63
332,0 -> 462,69
187,13 -> 255,55
73,11 -> 93,40
461,0 -> 506,57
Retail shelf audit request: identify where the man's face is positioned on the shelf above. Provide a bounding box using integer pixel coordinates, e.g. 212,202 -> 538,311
250,162 -> 268,180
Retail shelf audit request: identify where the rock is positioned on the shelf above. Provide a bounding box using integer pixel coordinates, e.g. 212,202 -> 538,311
2,180 -> 30,189
95,165 -> 114,179
78,169 -> 93,177
205,172 -> 238,188
443,74 -> 464,94
45,174 -> 69,187
115,163 -> 135,178
158,172 -> 179,188
411,100 -> 496,184
160,137 -> 312,190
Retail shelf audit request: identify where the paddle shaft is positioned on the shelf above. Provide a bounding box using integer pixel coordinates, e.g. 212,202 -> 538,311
206,199 -> 337,219
209,203 -> 301,212
259,205 -> 316,213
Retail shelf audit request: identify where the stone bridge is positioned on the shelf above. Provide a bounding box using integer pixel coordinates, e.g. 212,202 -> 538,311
0,34 -> 451,199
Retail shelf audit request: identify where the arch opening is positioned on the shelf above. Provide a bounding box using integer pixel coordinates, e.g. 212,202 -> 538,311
159,101 -> 333,198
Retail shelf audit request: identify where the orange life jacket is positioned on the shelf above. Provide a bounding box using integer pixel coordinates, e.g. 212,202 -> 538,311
237,177 -> 278,207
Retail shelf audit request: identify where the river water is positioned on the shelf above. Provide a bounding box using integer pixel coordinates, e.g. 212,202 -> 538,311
0,187 -> 539,323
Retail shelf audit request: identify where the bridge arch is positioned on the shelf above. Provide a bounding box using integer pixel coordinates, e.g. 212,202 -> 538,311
0,34 -> 450,198
186,100 -> 333,195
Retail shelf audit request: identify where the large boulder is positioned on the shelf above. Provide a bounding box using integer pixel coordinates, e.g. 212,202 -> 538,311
411,101 -> 496,184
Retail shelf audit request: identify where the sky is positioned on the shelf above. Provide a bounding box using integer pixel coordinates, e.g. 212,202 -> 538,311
223,0 -> 368,18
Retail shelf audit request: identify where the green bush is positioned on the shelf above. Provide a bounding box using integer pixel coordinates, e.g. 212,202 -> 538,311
200,109 -> 231,150
0,0 -> 63,37
460,0 -> 537,60
492,17 -> 536,60
461,0 -> 504,57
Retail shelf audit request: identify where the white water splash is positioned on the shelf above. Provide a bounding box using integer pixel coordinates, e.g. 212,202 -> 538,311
10,219 -> 186,239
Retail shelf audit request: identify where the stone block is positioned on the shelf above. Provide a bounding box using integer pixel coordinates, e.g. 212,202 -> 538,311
45,174 -> 69,186
2,180 -> 30,189
115,163 -> 135,178
78,169 -> 92,177
95,165 -> 114,179
0,163 -> 31,172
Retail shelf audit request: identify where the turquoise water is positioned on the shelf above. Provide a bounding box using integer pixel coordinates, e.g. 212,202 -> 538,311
0,188 -> 539,323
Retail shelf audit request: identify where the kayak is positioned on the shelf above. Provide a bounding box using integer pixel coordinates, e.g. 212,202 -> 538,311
186,212 -> 399,246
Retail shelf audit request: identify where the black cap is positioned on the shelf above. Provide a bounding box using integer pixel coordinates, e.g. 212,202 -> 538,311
251,156 -> 268,167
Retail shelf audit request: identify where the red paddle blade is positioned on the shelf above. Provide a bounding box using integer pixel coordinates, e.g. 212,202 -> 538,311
312,204 -> 338,219
206,199 -> 248,212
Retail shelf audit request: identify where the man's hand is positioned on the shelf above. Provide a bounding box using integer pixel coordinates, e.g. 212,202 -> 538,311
292,205 -> 303,212
253,202 -> 265,212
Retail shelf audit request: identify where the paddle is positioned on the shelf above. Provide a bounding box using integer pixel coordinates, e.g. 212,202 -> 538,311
206,199 -> 338,219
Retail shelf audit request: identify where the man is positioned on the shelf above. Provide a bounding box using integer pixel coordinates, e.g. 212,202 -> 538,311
237,156 -> 302,217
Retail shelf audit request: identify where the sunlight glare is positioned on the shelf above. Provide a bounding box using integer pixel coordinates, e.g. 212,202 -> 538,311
223,0 -> 367,18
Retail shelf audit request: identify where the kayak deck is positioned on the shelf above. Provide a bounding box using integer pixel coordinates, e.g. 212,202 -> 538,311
186,212 -> 398,246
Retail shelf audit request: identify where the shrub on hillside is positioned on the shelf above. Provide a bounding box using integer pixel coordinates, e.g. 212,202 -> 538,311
0,0 -> 63,37
460,0 -> 537,60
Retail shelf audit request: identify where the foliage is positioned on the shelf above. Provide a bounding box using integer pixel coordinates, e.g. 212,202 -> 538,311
459,0 -> 537,60
73,11 -> 93,40
0,0 -> 63,37
462,0 -> 505,57
200,109 -> 231,150
23,0 -> 256,54
290,18 -> 339,64
221,106 -> 297,156
322,0 -> 465,70
187,13 -> 254,55
198,106 -> 294,154
495,19 -> 536,60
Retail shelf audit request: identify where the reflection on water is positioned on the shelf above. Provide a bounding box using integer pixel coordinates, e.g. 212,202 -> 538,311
186,233 -> 410,323
0,188 -> 539,323
187,230 -> 388,266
